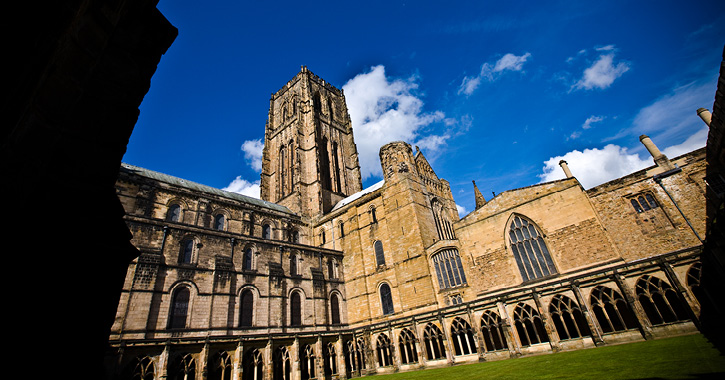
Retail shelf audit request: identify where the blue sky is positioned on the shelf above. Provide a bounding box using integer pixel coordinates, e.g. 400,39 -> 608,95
124,0 -> 725,216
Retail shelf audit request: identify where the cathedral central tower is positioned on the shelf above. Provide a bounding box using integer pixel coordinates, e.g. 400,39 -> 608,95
260,67 -> 363,219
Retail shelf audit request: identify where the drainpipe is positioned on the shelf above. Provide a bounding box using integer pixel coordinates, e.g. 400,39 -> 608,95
653,168 -> 703,242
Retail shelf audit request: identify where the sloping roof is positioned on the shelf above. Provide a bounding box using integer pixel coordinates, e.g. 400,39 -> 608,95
119,163 -> 293,214
331,180 -> 385,211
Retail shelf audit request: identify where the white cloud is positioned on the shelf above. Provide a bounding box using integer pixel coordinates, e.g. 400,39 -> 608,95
573,53 -> 630,91
458,52 -> 531,95
222,176 -> 261,199
582,115 -> 604,129
539,144 -> 651,189
241,139 -> 264,172
661,126 -> 708,158
342,65 -> 448,180
456,204 -> 467,217
629,80 -> 715,142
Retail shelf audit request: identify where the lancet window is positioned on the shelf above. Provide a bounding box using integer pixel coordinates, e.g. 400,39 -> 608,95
432,199 -> 455,240
168,286 -> 190,329
480,310 -> 508,352
242,348 -> 264,380
636,275 -> 690,325
548,295 -> 590,340
398,328 -> 419,364
240,289 -> 254,327
273,347 -> 291,380
423,323 -> 446,360
513,303 -> 549,346
380,283 -> 394,315
451,317 -> 477,356
376,333 -> 394,367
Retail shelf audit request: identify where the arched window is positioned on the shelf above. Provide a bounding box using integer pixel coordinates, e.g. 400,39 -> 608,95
332,141 -> 342,193
345,339 -> 366,372
376,333 -> 394,367
590,286 -> 638,333
301,345 -> 315,380
263,224 -> 272,240
319,136 -> 332,191
325,343 -> 337,376
328,97 -> 335,121
214,213 -> 225,231
431,199 -> 455,240
240,289 -> 254,327
374,240 -> 385,266
423,323 -> 446,360
169,353 -> 196,380
290,253 -> 299,276
179,239 -> 195,264
321,229 -> 326,245
273,346 -> 291,380
451,317 -> 477,356
167,204 -> 181,222
209,351 -> 233,380
379,283 -> 394,315
549,295 -> 590,340
508,215 -> 557,282
513,303 -> 549,346
290,291 -> 302,326
636,275 -> 690,325
169,286 -> 190,329
279,146 -> 287,198
327,258 -> 337,279
330,293 -> 341,325
243,248 -> 254,271
431,248 -> 467,289
242,348 -> 264,380
125,356 -> 155,380
398,328 -> 418,364
480,310 -> 508,352
291,229 -> 300,243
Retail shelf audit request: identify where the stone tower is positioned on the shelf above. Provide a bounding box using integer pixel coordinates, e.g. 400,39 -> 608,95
260,67 -> 363,218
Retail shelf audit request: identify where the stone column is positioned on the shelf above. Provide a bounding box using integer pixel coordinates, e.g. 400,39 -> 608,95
532,291 -> 560,352
265,338 -> 274,380
496,299 -> 520,357
439,315 -> 455,364
158,344 -> 170,380
233,340 -> 244,380
613,271 -> 654,339
316,335 -> 324,379
291,337 -> 300,380
466,306 -> 485,361
413,319 -> 427,366
570,282 -> 605,345
199,342 -> 210,380
559,160 -> 574,178
336,335 -> 347,380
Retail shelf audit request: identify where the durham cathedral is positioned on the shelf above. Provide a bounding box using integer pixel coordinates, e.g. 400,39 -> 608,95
106,64 -> 723,380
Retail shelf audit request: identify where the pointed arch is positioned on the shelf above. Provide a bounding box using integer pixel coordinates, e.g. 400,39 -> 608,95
379,282 -> 394,315
423,323 -> 446,360
330,291 -> 341,325
242,348 -> 264,380
398,328 -> 419,364
273,346 -> 291,380
507,214 -> 557,282
168,285 -> 191,329
239,287 -> 255,327
376,333 -> 394,367
208,351 -> 233,380
590,285 -> 638,333
431,248 -> 467,289
513,303 -> 549,346
300,344 -> 315,380
451,317 -> 477,355
635,275 -> 690,325
549,294 -> 590,340
480,310 -> 508,352
431,198 -> 455,240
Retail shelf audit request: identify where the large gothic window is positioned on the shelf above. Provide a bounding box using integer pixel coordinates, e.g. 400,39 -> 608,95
590,286 -> 638,333
548,295 -> 590,340
451,317 -> 477,356
398,328 -> 418,364
636,275 -> 690,325
480,310 -> 508,352
374,240 -> 385,266
379,283 -> 394,315
169,287 -> 190,329
431,199 -> 455,240
240,289 -> 254,327
513,303 -> 549,346
423,323 -> 446,360
214,213 -> 225,231
431,248 -> 467,289
508,215 -> 557,282
376,333 -> 394,367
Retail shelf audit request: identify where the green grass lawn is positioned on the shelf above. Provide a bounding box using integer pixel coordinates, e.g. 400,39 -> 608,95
365,334 -> 725,380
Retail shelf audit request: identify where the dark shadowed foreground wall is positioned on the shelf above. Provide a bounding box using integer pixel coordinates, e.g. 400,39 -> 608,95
1,1 -> 176,377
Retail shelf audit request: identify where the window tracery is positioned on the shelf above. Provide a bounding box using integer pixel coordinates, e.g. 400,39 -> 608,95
508,215 -> 556,282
